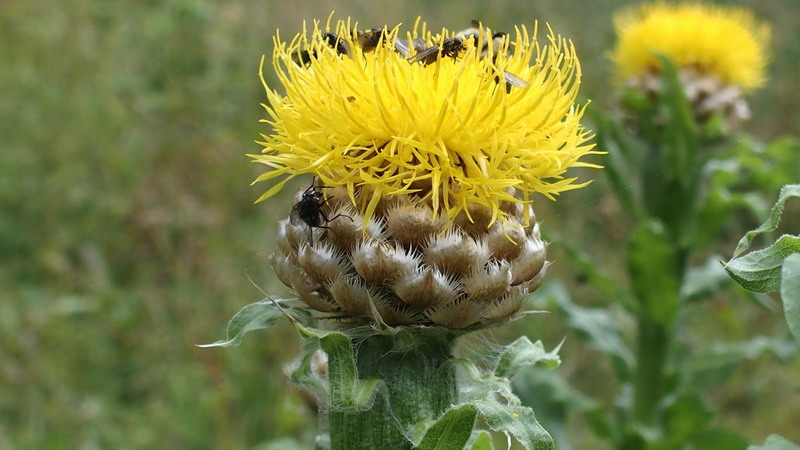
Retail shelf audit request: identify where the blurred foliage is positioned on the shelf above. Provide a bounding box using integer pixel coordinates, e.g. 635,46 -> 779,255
1,0 -> 799,448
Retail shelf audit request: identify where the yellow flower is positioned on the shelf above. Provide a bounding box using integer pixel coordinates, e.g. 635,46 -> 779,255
612,2 -> 770,91
251,16 -> 597,228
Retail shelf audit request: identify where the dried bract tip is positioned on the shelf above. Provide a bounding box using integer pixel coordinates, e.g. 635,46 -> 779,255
352,240 -> 419,285
386,203 -> 448,248
426,300 -> 482,329
393,268 -> 460,309
425,231 -> 490,278
462,261 -> 513,302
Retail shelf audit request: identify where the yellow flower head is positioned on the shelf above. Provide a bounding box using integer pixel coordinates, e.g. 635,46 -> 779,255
612,2 -> 770,91
251,16 -> 597,228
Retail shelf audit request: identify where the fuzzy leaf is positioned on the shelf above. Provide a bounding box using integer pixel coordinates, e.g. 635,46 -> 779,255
732,184 -> 800,258
198,299 -> 284,347
417,405 -> 478,450
494,337 -> 561,379
723,183 -> 800,294
748,434 -> 800,450
469,431 -> 494,450
289,345 -> 328,403
319,332 -> 382,410
781,254 -> 800,345
475,400 -> 554,450
724,235 -> 800,292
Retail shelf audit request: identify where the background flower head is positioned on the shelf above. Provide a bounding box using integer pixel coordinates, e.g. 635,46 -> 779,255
611,2 -> 771,91
251,17 -> 597,229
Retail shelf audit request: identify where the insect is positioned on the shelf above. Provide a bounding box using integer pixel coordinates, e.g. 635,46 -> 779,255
454,22 -> 529,92
322,32 -> 350,57
291,32 -> 349,66
394,37 -> 428,58
290,181 -> 352,243
291,49 -> 316,66
407,36 -> 467,65
356,26 -> 413,58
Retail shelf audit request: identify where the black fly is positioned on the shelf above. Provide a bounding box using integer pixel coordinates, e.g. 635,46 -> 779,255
322,32 -> 350,56
407,36 -> 467,65
291,32 -> 350,67
357,26 -> 415,58
290,181 -> 352,243
452,23 -> 529,92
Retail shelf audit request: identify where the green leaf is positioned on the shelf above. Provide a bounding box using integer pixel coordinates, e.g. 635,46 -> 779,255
731,184 -> 800,258
197,299 -> 285,347
682,336 -> 797,374
628,221 -> 681,325
469,431 -> 494,450
319,332 -> 382,410
686,429 -> 748,450
417,405 -> 478,450
663,393 -> 711,447
255,437 -> 309,450
539,281 -> 633,371
289,345 -> 328,403
589,107 -> 642,219
514,369 -> 611,442
494,337 -> 560,380
748,434 -> 800,450
682,256 -> 733,302
724,235 -> 800,293
475,400 -> 554,450
781,254 -> 800,345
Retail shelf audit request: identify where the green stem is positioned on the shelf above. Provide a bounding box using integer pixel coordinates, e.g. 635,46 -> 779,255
326,329 -> 458,450
631,317 -> 669,427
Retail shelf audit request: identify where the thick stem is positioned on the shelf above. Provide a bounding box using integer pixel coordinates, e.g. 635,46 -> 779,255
326,329 -> 458,450
631,318 -> 669,426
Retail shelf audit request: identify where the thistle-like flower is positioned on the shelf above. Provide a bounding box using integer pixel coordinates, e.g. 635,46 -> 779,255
253,17 -> 596,329
611,2 -> 770,122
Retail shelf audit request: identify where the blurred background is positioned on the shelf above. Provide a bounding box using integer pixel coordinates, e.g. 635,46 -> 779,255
1,0 -> 798,448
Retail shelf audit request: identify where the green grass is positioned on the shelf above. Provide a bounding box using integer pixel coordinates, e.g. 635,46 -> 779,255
1,0 -> 798,448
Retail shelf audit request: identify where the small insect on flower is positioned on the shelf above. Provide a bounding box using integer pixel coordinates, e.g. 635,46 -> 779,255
457,22 -> 529,92
323,32 -> 350,56
408,36 -> 467,65
291,48 -> 316,67
291,32 -> 350,66
290,181 -> 352,243
357,26 -> 412,57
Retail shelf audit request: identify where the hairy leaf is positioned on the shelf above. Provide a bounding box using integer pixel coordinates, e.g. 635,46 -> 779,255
469,431 -> 494,450
732,184 -> 800,258
319,332 -> 382,410
724,235 -> 800,293
494,337 -> 560,379
418,405 -> 478,450
781,254 -> 800,345
198,299 -> 285,347
748,434 -> 800,450
475,400 -> 554,450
